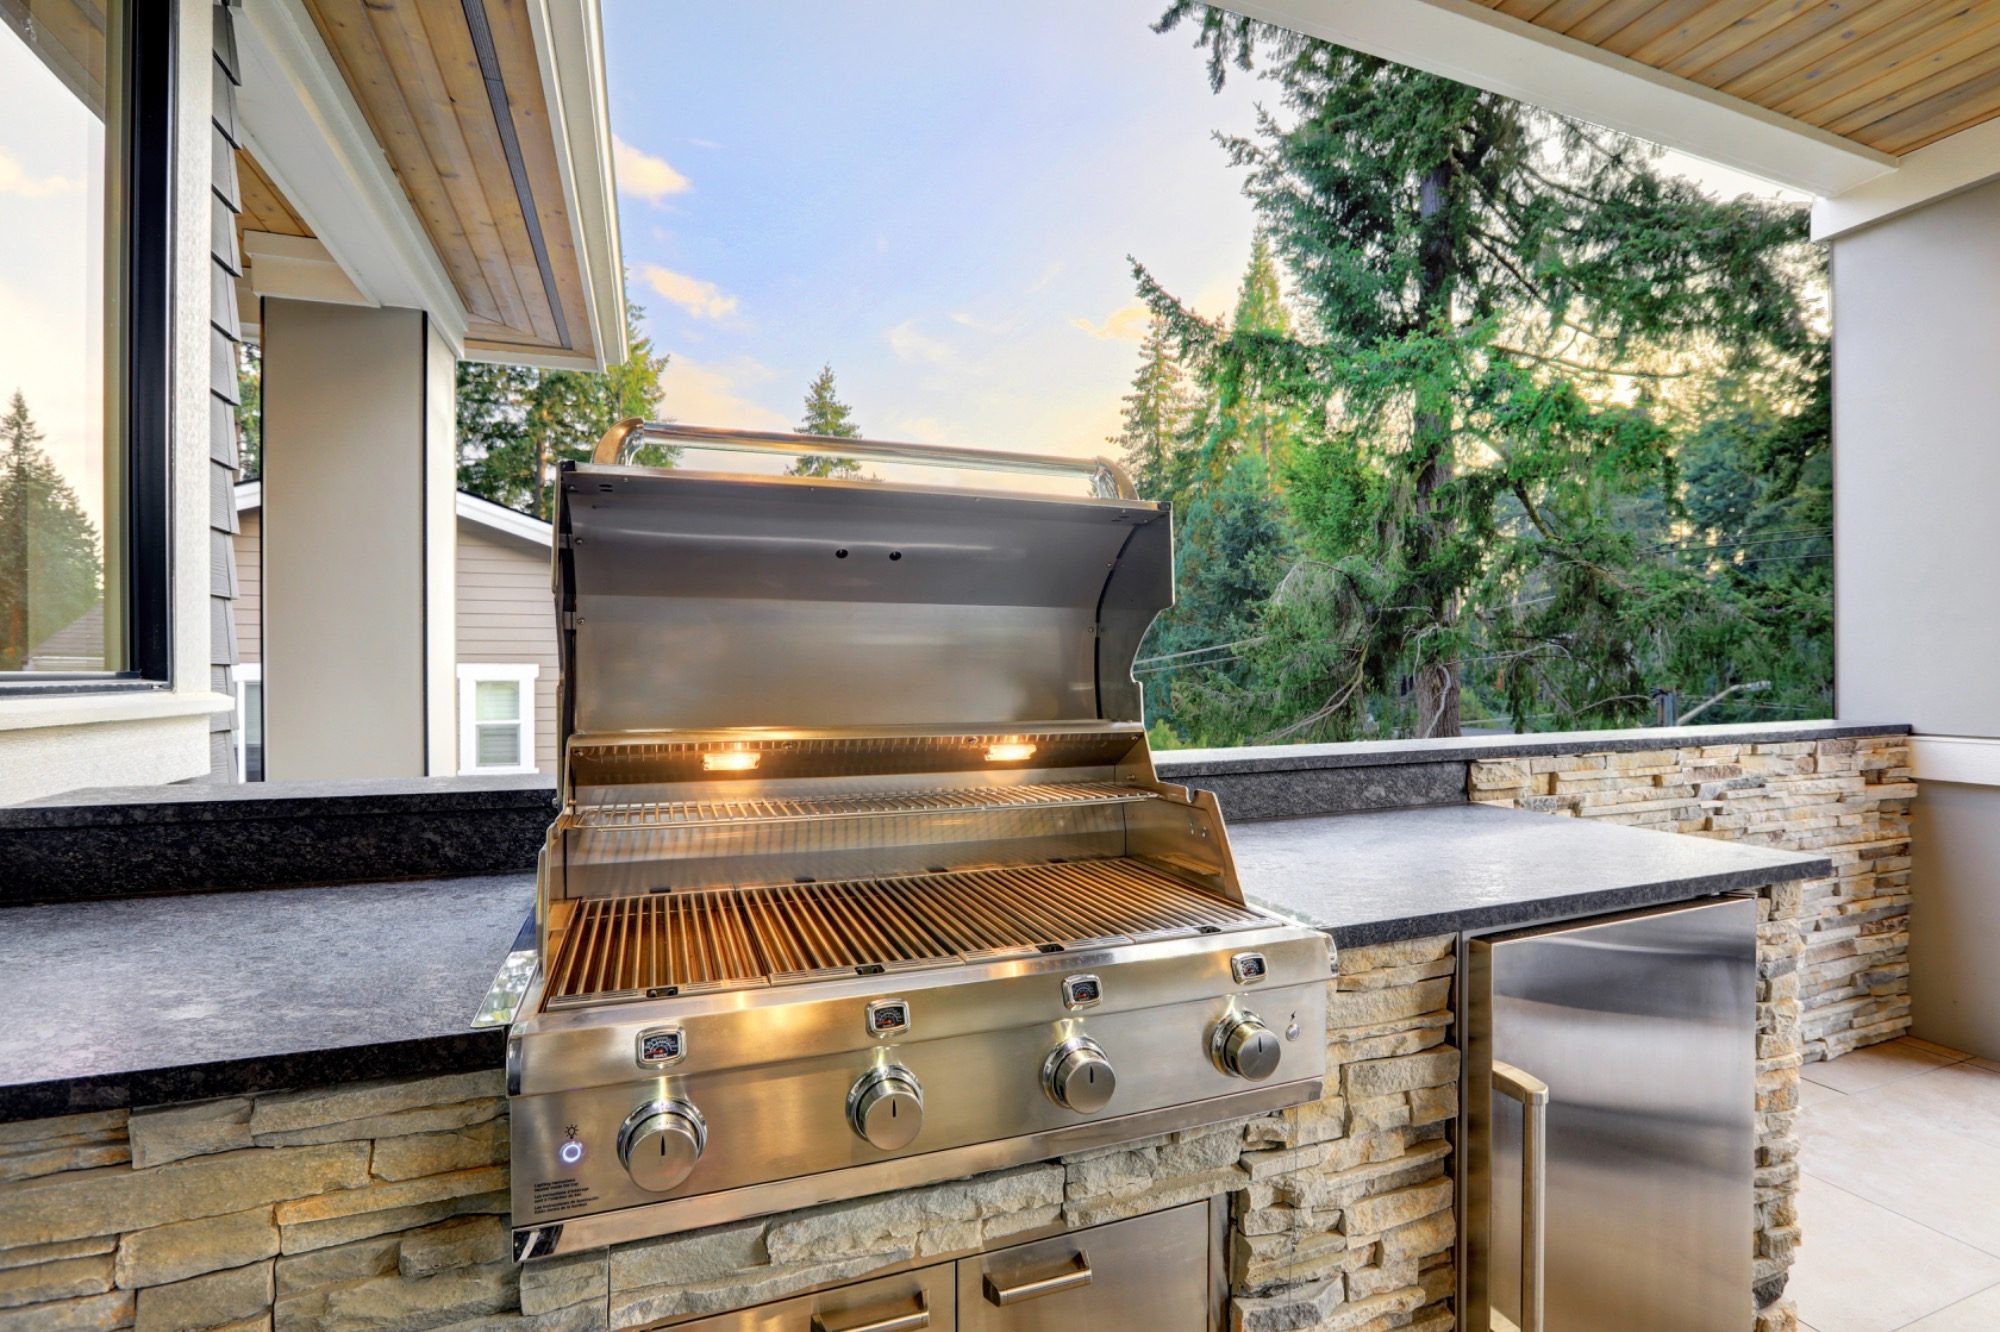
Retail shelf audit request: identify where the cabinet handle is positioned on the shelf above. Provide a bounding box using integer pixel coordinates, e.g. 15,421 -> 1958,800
983,1250 -> 1093,1306
1492,1060 -> 1550,1332
810,1291 -> 930,1332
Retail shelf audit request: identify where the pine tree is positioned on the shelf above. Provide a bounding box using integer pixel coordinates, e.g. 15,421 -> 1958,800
1140,5 -> 1821,740
236,343 -> 263,479
457,297 -> 673,519
1111,314 -> 1189,500
790,364 -> 863,479
0,391 -> 103,670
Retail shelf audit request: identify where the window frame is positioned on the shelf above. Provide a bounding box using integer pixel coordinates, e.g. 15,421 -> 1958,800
0,0 -> 176,696
457,662 -> 539,776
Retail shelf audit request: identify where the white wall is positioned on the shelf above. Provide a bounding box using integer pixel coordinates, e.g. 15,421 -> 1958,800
261,300 -> 451,780
1833,176 -> 2000,1058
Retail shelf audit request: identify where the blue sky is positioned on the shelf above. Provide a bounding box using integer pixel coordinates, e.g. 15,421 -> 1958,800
600,4 -> 1806,465
601,1 -> 1272,460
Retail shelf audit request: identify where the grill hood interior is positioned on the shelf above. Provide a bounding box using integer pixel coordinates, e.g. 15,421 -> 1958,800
555,463 -> 1174,744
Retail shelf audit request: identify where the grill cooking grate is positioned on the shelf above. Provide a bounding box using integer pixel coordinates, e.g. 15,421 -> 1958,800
574,782 -> 1155,829
543,858 -> 1261,1005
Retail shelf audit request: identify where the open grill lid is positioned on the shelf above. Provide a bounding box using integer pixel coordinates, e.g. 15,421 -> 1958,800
554,423 -> 1173,764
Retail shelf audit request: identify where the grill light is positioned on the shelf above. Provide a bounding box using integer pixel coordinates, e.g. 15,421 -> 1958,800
984,742 -> 1038,763
702,749 -> 761,773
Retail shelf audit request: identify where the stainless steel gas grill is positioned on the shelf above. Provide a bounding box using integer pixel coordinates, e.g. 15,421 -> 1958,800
508,422 -> 1333,1260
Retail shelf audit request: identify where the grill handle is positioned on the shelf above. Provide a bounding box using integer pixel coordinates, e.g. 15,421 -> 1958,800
983,1251 -> 1093,1306
592,419 -> 1138,500
810,1291 -> 930,1332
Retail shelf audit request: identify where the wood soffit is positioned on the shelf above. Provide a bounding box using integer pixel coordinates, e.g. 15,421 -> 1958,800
1472,0 -> 2000,156
299,0 -> 594,362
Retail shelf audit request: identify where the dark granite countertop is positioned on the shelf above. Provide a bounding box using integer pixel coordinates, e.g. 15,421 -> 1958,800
0,873 -> 533,1122
1231,803 -> 1830,948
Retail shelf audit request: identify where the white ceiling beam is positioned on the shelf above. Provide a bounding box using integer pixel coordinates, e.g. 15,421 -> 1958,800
234,0 -> 470,357
1227,0 -> 1898,198
1812,118 -> 2000,240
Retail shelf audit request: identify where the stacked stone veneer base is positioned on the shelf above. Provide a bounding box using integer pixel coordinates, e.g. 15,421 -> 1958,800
0,942 -> 1461,1332
1469,734 -> 1915,1063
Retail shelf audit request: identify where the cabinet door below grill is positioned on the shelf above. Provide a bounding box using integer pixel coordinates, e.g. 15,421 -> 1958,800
669,1261 -> 951,1332
957,1201 -> 1211,1332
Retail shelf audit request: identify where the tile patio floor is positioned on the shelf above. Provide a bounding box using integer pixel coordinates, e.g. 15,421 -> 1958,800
1794,1037 -> 2000,1331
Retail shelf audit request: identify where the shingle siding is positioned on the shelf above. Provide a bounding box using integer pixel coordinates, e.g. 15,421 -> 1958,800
202,0 -> 243,782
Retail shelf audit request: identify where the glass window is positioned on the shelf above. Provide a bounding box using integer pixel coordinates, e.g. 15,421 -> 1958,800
1,0 -> 167,685
458,664 -> 538,774
235,664 -> 263,781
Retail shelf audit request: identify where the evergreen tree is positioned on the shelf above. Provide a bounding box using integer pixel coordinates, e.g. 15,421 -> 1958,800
789,363 -> 863,479
456,298 -> 673,519
1111,314 -> 1190,501
236,343 -> 263,479
0,391 -> 103,670
1140,5 -> 1821,739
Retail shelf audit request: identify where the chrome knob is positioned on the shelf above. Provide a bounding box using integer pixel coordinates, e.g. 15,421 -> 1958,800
619,1099 -> 706,1192
1213,1013 -> 1282,1082
848,1065 -> 924,1150
1043,1036 -> 1117,1113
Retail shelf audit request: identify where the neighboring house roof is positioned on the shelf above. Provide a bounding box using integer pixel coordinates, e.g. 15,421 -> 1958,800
24,602 -> 107,671
234,481 -> 550,548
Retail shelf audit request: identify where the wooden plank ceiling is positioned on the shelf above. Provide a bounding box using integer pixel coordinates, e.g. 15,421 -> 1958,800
300,0 -> 594,363
1473,0 -> 2000,155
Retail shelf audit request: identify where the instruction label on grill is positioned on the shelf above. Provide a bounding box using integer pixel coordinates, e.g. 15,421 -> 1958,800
530,1178 -> 599,1216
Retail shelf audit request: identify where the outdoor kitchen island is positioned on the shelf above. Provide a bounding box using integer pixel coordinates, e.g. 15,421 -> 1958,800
0,728 -> 1899,1332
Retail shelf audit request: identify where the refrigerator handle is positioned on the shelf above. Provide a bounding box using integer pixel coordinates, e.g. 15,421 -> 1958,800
1492,1060 -> 1551,1332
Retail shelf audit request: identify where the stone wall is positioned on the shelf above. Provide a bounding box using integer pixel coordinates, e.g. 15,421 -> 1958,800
0,946 -> 1458,1332
1468,733 -> 1915,1063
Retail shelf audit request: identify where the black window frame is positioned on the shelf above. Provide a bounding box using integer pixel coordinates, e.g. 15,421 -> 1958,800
0,0 -> 176,696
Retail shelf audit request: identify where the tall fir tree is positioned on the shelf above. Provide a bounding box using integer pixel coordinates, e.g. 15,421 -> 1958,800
0,391 -> 103,670
1112,314 -> 1190,501
789,363 -> 863,478
1139,5 -> 1821,740
457,297 -> 674,519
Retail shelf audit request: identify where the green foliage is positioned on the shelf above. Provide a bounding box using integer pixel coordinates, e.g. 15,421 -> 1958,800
457,299 -> 673,519
1133,5 -> 1828,743
0,391 -> 103,670
790,363 -> 864,478
236,343 -> 262,479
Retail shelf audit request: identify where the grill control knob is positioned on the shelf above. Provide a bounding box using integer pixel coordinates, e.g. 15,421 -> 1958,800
1043,1036 -> 1117,1113
848,1065 -> 924,1150
619,1099 -> 706,1192
1213,1013 -> 1282,1082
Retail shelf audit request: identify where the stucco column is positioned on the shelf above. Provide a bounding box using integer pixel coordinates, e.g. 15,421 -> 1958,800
259,299 -> 457,780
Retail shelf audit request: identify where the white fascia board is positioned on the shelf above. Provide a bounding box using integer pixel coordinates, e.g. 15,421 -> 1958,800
1812,119 -> 2000,240
234,0 -> 470,356
463,341 -> 606,372
1227,0 -> 1897,198
456,492 -> 553,547
236,479 -> 262,513
525,0 -> 627,372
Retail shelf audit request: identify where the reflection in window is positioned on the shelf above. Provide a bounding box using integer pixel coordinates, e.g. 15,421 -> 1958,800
0,0 -> 125,674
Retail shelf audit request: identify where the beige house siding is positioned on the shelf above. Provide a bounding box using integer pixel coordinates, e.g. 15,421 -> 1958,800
233,495 -> 556,775
456,521 -> 559,774
235,508 -> 262,666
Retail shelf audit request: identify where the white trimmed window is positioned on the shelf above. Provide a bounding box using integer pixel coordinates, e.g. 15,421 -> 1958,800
457,663 -> 540,774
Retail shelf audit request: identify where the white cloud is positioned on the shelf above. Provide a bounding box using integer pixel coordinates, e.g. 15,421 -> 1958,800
949,310 -> 1014,335
0,151 -> 81,199
641,264 -> 739,322
1067,303 -> 1149,342
886,319 -> 955,366
657,355 -> 790,431
613,136 -> 691,204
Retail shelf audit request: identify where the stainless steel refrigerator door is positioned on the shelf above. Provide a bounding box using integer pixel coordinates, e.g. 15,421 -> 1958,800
1468,895 -> 1757,1332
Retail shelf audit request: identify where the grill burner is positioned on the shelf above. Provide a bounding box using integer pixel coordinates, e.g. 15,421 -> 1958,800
574,781 -> 1156,829
544,857 -> 1270,1004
